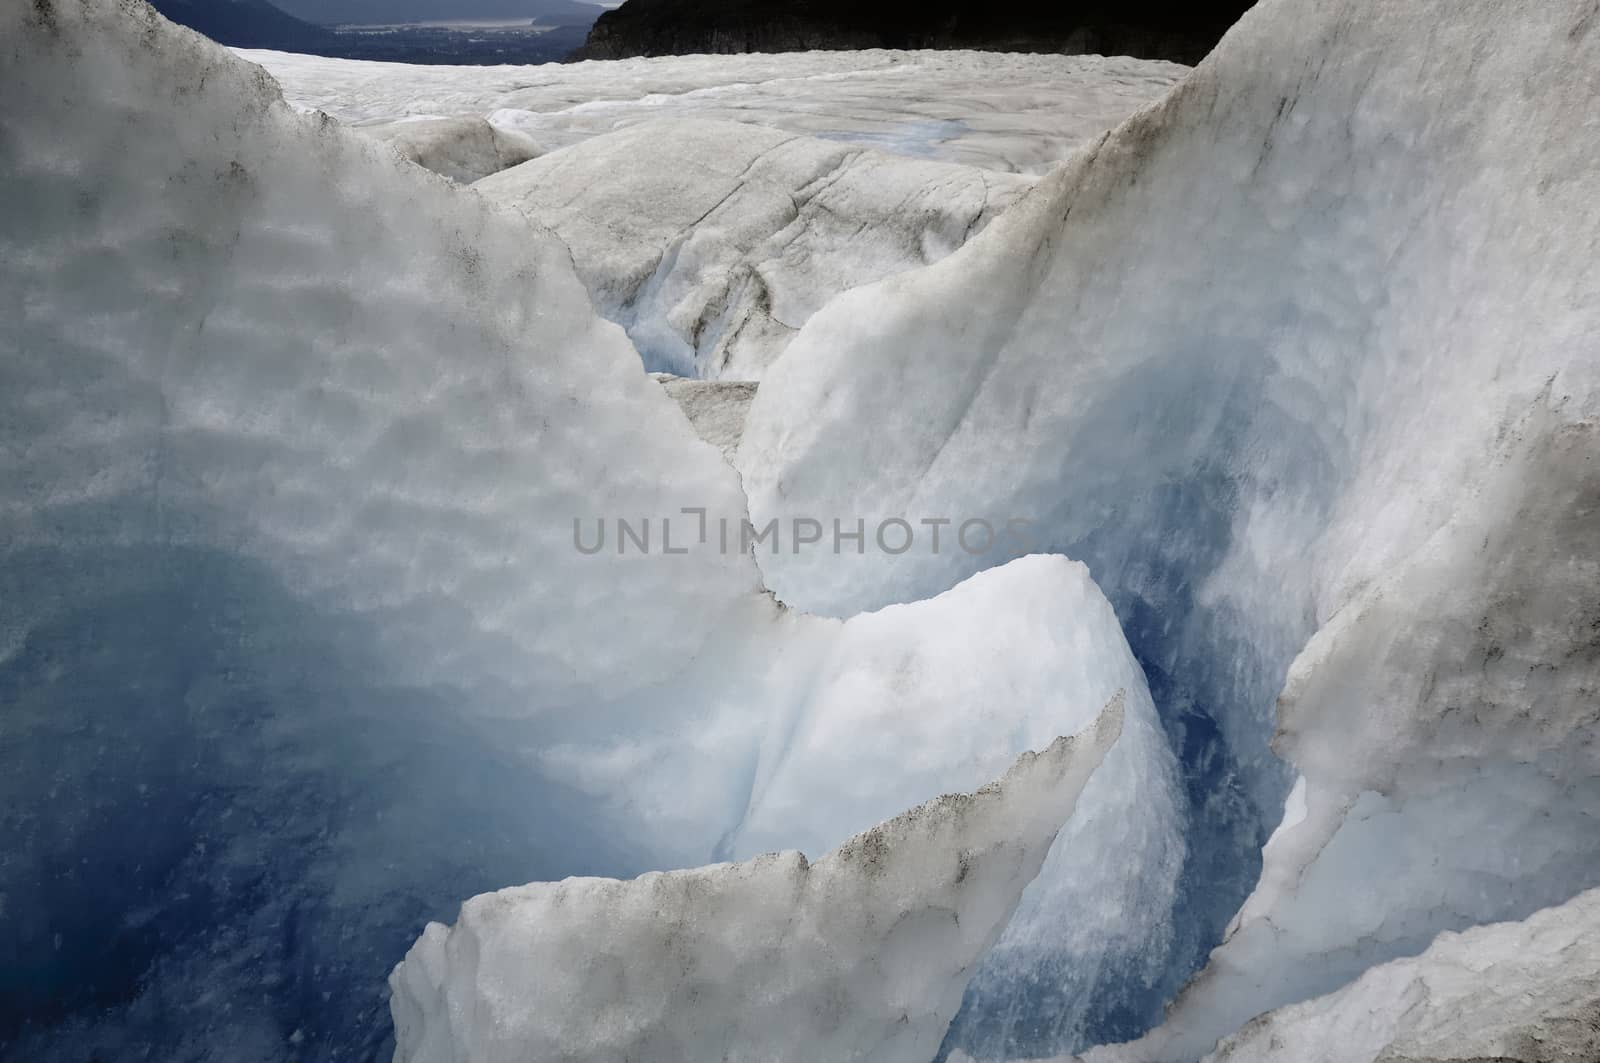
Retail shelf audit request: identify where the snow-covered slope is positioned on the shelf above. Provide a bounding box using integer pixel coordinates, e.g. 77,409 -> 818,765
477,118 -> 1030,378
1202,888 -> 1600,1063
730,0 -> 1600,1055
391,701 -> 1125,1063
237,48 -> 1189,175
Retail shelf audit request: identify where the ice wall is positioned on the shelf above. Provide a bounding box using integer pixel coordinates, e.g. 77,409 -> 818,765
0,1 -> 755,1056
723,557 -> 1186,1055
734,0 -> 1600,1054
391,701 -> 1125,1063
1202,888 -> 1600,1063
1115,406 -> 1600,1061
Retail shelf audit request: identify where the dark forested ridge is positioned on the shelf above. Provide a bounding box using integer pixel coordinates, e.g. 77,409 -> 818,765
145,0 -> 602,63
572,0 -> 1255,64
147,0 -> 334,50
270,0 -> 605,28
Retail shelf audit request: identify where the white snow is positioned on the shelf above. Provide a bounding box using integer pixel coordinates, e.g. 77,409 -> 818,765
390,698 -> 1126,1063
236,48 -> 1190,175
476,118 -> 1031,377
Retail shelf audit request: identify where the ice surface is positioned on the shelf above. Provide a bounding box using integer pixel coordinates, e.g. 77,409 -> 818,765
1202,888 -> 1600,1063
652,374 -> 759,460
237,48 -> 1190,175
476,118 -> 1030,377
360,115 -> 541,183
13,0 -> 1600,1059
730,0 -> 1600,1054
390,699 -> 1125,1063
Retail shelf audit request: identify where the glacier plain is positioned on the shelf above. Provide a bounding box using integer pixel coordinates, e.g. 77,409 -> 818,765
472,118 -> 1034,378
238,48 -> 1190,175
3,0 -> 1600,1062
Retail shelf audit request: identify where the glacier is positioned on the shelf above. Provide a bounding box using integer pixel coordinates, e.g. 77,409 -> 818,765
732,0 -> 1600,1056
0,4 -> 1181,1059
0,2 -> 747,1055
5,0 -> 1600,1059
391,700 -> 1125,1063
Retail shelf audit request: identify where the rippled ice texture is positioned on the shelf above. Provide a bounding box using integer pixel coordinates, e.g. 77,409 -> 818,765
238,48 -> 1189,176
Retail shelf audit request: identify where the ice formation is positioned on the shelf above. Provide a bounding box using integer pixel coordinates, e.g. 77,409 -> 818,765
1201,888 -> 1600,1063
0,7 -> 1177,1059
0,1 -> 750,1055
391,700 -> 1124,1063
720,558 -> 1186,1055
733,0 -> 1600,1055
476,118 -> 1031,377
8,0 -> 1600,1058
238,48 -> 1190,175
360,116 -> 541,184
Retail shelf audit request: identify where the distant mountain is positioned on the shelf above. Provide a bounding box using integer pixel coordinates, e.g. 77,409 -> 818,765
148,0 -> 602,63
147,0 -> 334,50
572,0 -> 1254,64
271,0 -> 605,28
